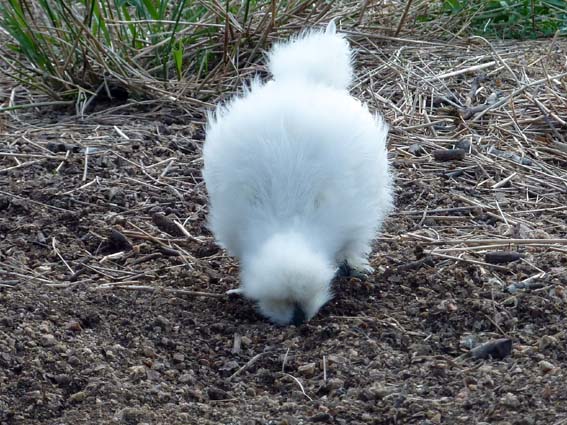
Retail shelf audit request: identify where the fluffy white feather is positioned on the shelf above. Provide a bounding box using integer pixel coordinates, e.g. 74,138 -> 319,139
268,20 -> 352,90
203,21 -> 393,325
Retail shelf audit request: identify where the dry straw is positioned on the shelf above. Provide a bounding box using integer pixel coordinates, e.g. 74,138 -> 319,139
0,1 -> 566,291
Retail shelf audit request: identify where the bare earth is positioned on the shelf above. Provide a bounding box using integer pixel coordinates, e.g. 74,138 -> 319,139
1,34 -> 567,425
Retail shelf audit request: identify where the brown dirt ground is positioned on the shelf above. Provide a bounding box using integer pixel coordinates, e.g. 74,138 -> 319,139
1,34 -> 567,425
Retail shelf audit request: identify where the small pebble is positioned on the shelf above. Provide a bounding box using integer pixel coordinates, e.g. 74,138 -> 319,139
538,360 -> 555,374
65,321 -> 82,332
117,407 -> 147,424
298,362 -> 316,376
433,148 -> 466,161
470,338 -> 512,360
69,391 -> 87,403
326,378 -> 344,390
455,139 -> 472,151
207,387 -> 229,400
40,334 -> 57,347
179,373 -> 195,384
66,354 -> 80,365
485,251 -> 521,264
539,335 -> 558,351
500,392 -> 520,408
128,365 -> 146,379
172,353 -> 185,363
187,388 -> 205,401
310,412 -> 333,423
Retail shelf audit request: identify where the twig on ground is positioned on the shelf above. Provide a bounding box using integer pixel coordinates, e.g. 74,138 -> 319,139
96,284 -> 226,298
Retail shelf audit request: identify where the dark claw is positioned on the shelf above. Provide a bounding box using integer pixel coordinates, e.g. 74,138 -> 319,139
291,303 -> 306,326
336,261 -> 353,278
335,261 -> 368,280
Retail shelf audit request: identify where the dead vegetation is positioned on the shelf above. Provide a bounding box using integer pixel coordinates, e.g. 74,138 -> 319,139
1,2 -> 567,424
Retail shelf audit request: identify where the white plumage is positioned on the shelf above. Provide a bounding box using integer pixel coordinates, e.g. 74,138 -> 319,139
203,21 -> 393,325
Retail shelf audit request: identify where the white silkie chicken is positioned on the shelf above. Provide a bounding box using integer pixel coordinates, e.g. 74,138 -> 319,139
203,21 -> 393,326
